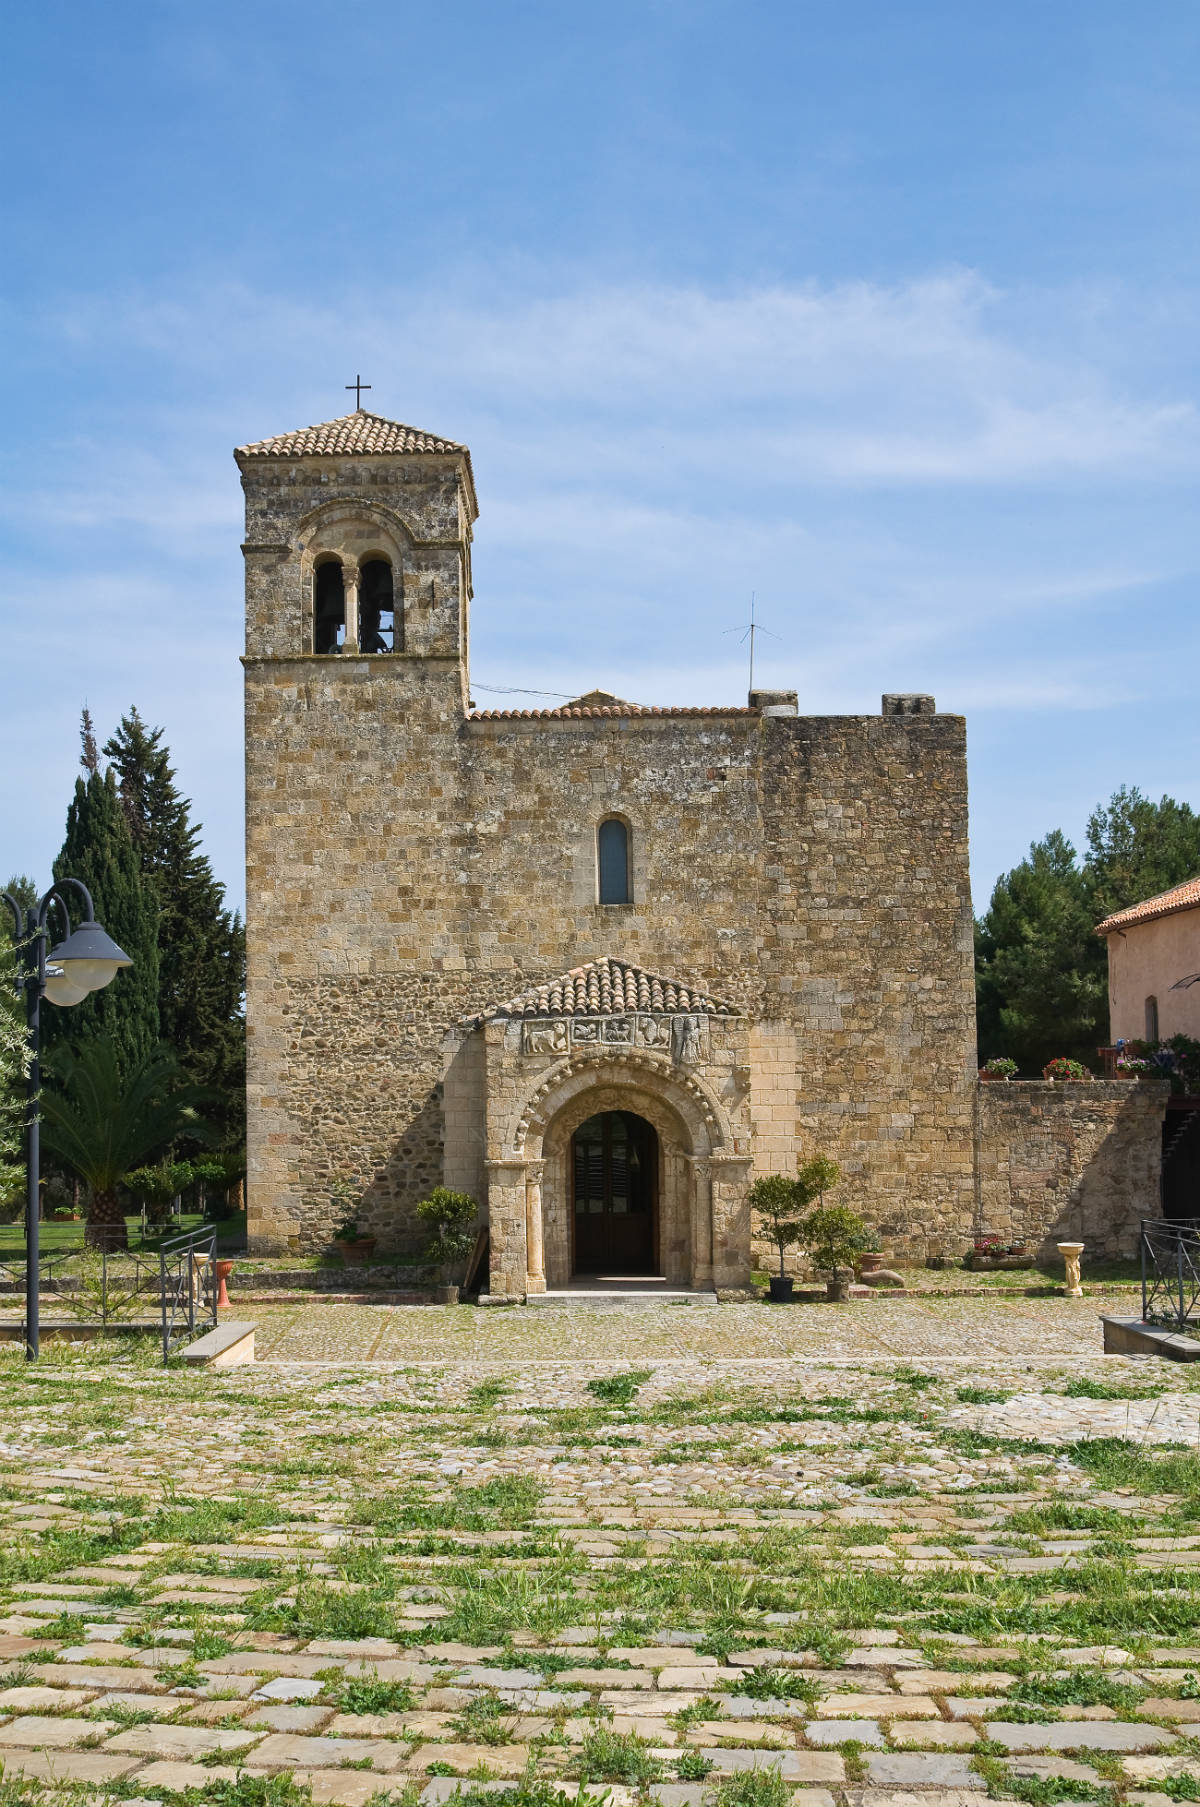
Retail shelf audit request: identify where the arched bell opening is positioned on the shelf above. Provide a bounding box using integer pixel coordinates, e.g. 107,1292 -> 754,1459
313,558 -> 345,654
359,557 -> 397,653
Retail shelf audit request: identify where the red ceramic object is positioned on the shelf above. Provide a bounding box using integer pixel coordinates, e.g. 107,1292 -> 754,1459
215,1259 -> 235,1309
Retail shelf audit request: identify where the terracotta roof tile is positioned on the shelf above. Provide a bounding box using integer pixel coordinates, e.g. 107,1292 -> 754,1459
474,957 -> 740,1022
235,410 -> 467,459
470,704 -> 754,720
1096,875 -> 1200,935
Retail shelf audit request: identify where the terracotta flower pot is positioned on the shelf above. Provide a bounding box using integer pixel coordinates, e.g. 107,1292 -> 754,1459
215,1260 -> 235,1309
334,1238 -> 377,1263
858,1251 -> 884,1274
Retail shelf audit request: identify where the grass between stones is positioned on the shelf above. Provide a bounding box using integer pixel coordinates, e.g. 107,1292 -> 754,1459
1,1309 -> 1200,1801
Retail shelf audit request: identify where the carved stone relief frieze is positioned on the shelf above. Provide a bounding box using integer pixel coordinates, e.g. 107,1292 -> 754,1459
520,1013 -> 711,1064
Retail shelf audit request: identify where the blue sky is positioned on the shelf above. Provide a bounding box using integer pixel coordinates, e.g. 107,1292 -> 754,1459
2,1 -> 1198,915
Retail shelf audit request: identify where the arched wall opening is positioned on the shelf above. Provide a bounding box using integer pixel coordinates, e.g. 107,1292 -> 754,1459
523,1065 -> 719,1290
313,559 -> 345,653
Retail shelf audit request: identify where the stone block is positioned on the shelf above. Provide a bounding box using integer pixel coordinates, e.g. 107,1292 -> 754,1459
252,1731 -> 410,1770
252,1676 -> 326,1702
0,1715 -> 114,1748
0,1749 -> 139,1783
105,1724 -> 263,1759
803,1720 -> 885,1746
866,1753 -> 981,1786
705,1749 -> 843,1780
406,1742 -> 531,1776
985,1722 -> 1176,1752
888,1721 -> 978,1747
245,1703 -> 337,1732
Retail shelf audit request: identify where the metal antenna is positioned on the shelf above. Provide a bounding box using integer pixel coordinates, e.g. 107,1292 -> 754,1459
724,593 -> 779,694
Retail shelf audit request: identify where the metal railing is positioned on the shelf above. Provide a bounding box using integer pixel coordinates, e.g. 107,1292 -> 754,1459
159,1226 -> 218,1366
1141,1217 -> 1200,1331
5,1245 -> 164,1335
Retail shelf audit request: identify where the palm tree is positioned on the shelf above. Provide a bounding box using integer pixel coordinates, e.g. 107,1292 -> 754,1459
40,1042 -> 213,1249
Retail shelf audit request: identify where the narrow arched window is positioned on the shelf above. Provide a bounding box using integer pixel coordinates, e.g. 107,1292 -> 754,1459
1145,995 -> 1160,1042
313,559 -> 345,653
359,558 -> 396,653
598,818 -> 630,905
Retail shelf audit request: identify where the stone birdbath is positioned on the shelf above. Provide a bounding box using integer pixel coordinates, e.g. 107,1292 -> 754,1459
1057,1241 -> 1084,1298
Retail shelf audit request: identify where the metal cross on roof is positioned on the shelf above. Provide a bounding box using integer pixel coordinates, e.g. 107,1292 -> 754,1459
345,375 -> 372,410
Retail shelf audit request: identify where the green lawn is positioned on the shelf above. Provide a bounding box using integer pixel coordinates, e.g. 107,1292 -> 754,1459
0,1210 -> 244,1258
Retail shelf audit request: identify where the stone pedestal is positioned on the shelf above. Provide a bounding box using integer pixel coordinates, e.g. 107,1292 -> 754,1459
1057,1240 -> 1084,1298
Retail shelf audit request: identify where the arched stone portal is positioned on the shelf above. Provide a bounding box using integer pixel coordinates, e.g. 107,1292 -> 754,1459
460,958 -> 755,1299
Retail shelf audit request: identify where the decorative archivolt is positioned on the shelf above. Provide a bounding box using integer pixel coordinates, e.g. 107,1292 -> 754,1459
511,1045 -> 730,1160
295,497 -> 418,567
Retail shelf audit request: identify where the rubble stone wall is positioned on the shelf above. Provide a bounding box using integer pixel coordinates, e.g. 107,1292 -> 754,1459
974,1079 -> 1168,1260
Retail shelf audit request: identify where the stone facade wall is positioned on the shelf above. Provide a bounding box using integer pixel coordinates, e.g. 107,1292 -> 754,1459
974,1079 -> 1168,1260
239,436 -> 979,1260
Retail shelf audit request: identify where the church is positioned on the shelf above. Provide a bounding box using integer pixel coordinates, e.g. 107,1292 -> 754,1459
236,406 -> 986,1294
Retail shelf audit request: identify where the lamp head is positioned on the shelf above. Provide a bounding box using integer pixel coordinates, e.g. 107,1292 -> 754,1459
44,920 -> 132,1005
43,964 -> 91,1007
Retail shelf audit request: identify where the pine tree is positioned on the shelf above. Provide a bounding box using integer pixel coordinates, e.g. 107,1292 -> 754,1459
45,771 -> 160,1074
103,709 -> 245,1144
975,787 -> 1200,1074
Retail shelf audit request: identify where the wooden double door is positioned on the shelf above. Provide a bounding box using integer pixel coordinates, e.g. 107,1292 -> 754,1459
571,1110 -> 658,1274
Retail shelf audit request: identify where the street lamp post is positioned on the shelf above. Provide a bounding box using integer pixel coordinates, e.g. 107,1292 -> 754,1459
2,880 -> 131,1360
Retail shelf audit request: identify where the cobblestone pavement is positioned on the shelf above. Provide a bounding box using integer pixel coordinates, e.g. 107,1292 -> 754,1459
1,1294 -> 1200,1806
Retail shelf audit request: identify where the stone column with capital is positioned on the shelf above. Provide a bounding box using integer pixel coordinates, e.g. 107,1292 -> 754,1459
525,1161 -> 546,1294
686,1154 -> 715,1287
342,560 -> 360,653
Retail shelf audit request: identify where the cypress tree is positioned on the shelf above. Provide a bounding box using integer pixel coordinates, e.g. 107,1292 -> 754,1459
103,709 -> 245,1144
0,875 -> 37,1205
46,771 -> 160,1073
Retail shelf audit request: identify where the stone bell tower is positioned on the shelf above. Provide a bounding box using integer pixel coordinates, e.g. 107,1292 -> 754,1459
236,409 -> 477,668
236,409 -> 478,1251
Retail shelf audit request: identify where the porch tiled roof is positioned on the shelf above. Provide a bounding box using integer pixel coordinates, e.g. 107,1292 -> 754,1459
1096,875 -> 1200,935
480,958 -> 740,1021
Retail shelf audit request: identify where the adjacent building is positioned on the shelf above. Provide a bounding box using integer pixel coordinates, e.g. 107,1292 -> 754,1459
1096,877 -> 1200,1046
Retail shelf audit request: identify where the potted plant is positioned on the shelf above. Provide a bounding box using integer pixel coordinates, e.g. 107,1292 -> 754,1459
967,1234 -> 1036,1271
332,1214 -> 377,1262
795,1159 -> 863,1302
980,1057 -> 1018,1082
327,1176 -> 375,1262
857,1232 -> 884,1275
1042,1058 -> 1092,1083
416,1186 -> 478,1303
749,1174 -> 805,1301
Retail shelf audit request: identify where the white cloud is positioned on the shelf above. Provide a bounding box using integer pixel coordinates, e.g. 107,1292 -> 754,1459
2,264 -> 1198,904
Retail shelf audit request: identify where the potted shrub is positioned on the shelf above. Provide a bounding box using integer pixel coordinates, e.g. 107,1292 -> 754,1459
332,1214 -> 377,1263
979,1057 -> 1018,1082
800,1203 -> 867,1301
416,1186 -> 478,1303
795,1158 -> 863,1302
1042,1058 -> 1092,1083
749,1174 -> 805,1301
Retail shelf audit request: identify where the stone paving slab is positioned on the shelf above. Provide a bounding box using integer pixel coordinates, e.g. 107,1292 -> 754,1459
3,1297 -> 1200,1807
